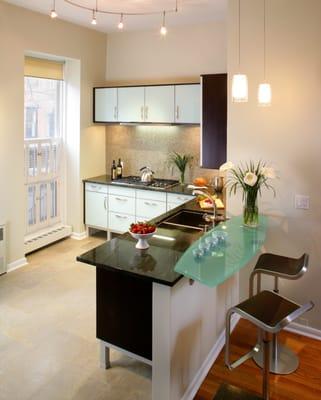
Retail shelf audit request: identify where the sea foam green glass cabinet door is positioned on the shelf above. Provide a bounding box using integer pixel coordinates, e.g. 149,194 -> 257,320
94,88 -> 118,122
144,85 -> 175,123
175,84 -> 200,124
118,87 -> 145,123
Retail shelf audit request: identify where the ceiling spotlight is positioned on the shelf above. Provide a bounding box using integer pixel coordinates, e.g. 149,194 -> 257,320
91,9 -> 97,25
160,11 -> 167,36
50,0 -> 57,18
118,13 -> 124,30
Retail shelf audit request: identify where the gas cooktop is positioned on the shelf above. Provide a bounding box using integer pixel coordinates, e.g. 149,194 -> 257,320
111,176 -> 179,190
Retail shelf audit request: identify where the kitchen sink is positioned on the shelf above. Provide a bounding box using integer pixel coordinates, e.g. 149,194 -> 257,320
160,210 -> 213,232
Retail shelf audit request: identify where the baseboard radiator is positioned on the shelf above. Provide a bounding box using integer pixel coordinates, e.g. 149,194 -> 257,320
24,225 -> 72,254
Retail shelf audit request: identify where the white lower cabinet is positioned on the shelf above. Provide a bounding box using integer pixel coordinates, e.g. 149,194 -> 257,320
166,193 -> 194,211
109,212 -> 135,233
85,191 -> 108,229
136,198 -> 167,220
85,184 -> 194,234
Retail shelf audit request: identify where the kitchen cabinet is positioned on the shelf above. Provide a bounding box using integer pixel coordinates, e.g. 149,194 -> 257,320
175,84 -> 200,124
85,183 -> 108,229
118,87 -> 145,123
200,74 -> 227,169
136,189 -> 167,220
85,184 -> 195,234
144,85 -> 175,123
93,83 -> 201,125
109,212 -> 135,233
94,88 -> 118,123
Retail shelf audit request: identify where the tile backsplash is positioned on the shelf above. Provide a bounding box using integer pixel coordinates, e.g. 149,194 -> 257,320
105,125 -> 219,183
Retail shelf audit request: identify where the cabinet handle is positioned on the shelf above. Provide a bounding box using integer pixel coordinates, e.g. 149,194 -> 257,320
145,106 -> 149,121
115,197 -> 128,202
104,197 -> 107,210
114,106 -> 118,120
115,214 -> 127,219
176,105 -> 180,120
141,106 -> 144,120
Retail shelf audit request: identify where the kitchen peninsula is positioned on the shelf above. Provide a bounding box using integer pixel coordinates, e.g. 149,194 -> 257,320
77,195 -> 267,400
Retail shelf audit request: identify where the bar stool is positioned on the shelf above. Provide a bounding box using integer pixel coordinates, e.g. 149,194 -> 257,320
249,253 -> 308,374
222,290 -> 313,400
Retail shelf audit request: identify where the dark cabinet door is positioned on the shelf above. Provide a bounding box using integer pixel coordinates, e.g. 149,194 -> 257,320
201,74 -> 227,169
96,267 -> 153,361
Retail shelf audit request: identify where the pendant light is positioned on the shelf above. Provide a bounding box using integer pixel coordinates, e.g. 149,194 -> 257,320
232,0 -> 248,102
50,0 -> 58,18
258,0 -> 272,106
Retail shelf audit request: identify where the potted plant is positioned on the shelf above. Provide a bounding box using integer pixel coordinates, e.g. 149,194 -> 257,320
220,161 -> 276,227
168,152 -> 193,185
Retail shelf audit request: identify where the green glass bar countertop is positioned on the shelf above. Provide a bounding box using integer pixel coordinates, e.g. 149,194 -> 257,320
174,215 -> 267,288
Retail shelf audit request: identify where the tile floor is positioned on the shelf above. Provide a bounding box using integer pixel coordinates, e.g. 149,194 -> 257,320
0,236 -> 151,400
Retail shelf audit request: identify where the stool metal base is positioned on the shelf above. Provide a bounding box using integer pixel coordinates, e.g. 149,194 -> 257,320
253,343 -> 299,375
213,383 -> 262,399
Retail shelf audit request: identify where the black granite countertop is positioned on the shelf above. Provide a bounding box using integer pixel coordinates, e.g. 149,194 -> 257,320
83,174 -> 197,196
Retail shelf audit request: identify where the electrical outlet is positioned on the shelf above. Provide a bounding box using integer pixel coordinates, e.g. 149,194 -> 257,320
295,195 -> 310,210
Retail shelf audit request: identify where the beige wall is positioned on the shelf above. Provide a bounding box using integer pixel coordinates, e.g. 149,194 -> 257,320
105,21 -> 227,181
106,21 -> 226,84
0,2 -> 107,264
228,0 -> 321,329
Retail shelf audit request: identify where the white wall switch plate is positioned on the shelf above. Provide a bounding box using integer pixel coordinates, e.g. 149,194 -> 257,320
295,195 -> 310,210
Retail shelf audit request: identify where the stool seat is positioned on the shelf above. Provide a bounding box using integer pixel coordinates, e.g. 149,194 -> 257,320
213,384 -> 262,399
236,290 -> 301,333
253,253 -> 308,279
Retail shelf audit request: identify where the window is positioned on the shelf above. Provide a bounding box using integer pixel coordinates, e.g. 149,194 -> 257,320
24,61 -> 64,236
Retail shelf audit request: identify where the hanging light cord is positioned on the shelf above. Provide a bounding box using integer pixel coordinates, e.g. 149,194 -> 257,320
238,0 -> 241,69
263,0 -> 266,80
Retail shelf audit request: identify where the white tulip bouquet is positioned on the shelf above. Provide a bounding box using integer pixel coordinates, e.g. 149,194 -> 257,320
220,160 -> 276,227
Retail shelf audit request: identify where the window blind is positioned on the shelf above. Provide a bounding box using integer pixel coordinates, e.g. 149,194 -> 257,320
24,57 -> 64,80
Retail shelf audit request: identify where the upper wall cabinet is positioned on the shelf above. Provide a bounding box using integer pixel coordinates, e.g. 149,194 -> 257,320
200,74 -> 227,169
93,83 -> 200,125
144,85 -> 175,123
175,84 -> 200,124
94,88 -> 118,122
118,86 -> 145,123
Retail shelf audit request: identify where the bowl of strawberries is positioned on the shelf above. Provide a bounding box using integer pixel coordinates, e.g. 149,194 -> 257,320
129,222 -> 157,249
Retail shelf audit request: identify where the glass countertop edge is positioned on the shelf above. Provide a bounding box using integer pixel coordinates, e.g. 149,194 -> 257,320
174,215 -> 267,287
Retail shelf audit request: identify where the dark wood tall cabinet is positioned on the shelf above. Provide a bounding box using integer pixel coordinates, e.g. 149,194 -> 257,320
201,74 -> 227,169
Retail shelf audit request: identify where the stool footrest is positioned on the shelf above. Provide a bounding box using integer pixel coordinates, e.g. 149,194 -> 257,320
228,345 -> 260,370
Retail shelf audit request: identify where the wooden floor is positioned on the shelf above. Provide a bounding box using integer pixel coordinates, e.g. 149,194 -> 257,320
195,319 -> 321,400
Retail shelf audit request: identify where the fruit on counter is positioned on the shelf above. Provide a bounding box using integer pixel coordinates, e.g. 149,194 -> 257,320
130,222 -> 156,235
193,177 -> 208,187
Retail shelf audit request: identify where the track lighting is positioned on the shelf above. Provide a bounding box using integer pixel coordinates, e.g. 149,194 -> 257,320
50,0 -> 57,18
160,11 -> 167,35
118,14 -> 124,30
91,9 -> 97,25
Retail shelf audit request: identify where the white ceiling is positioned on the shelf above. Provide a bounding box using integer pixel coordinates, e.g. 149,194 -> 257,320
4,0 -> 227,33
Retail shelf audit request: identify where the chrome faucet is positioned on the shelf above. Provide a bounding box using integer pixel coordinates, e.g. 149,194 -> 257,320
192,189 -> 216,228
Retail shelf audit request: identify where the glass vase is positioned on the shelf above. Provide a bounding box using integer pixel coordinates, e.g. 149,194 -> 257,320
243,192 -> 259,228
179,171 -> 185,185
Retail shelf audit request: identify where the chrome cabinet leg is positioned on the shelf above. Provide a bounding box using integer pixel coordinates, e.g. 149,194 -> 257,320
100,341 -> 111,369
